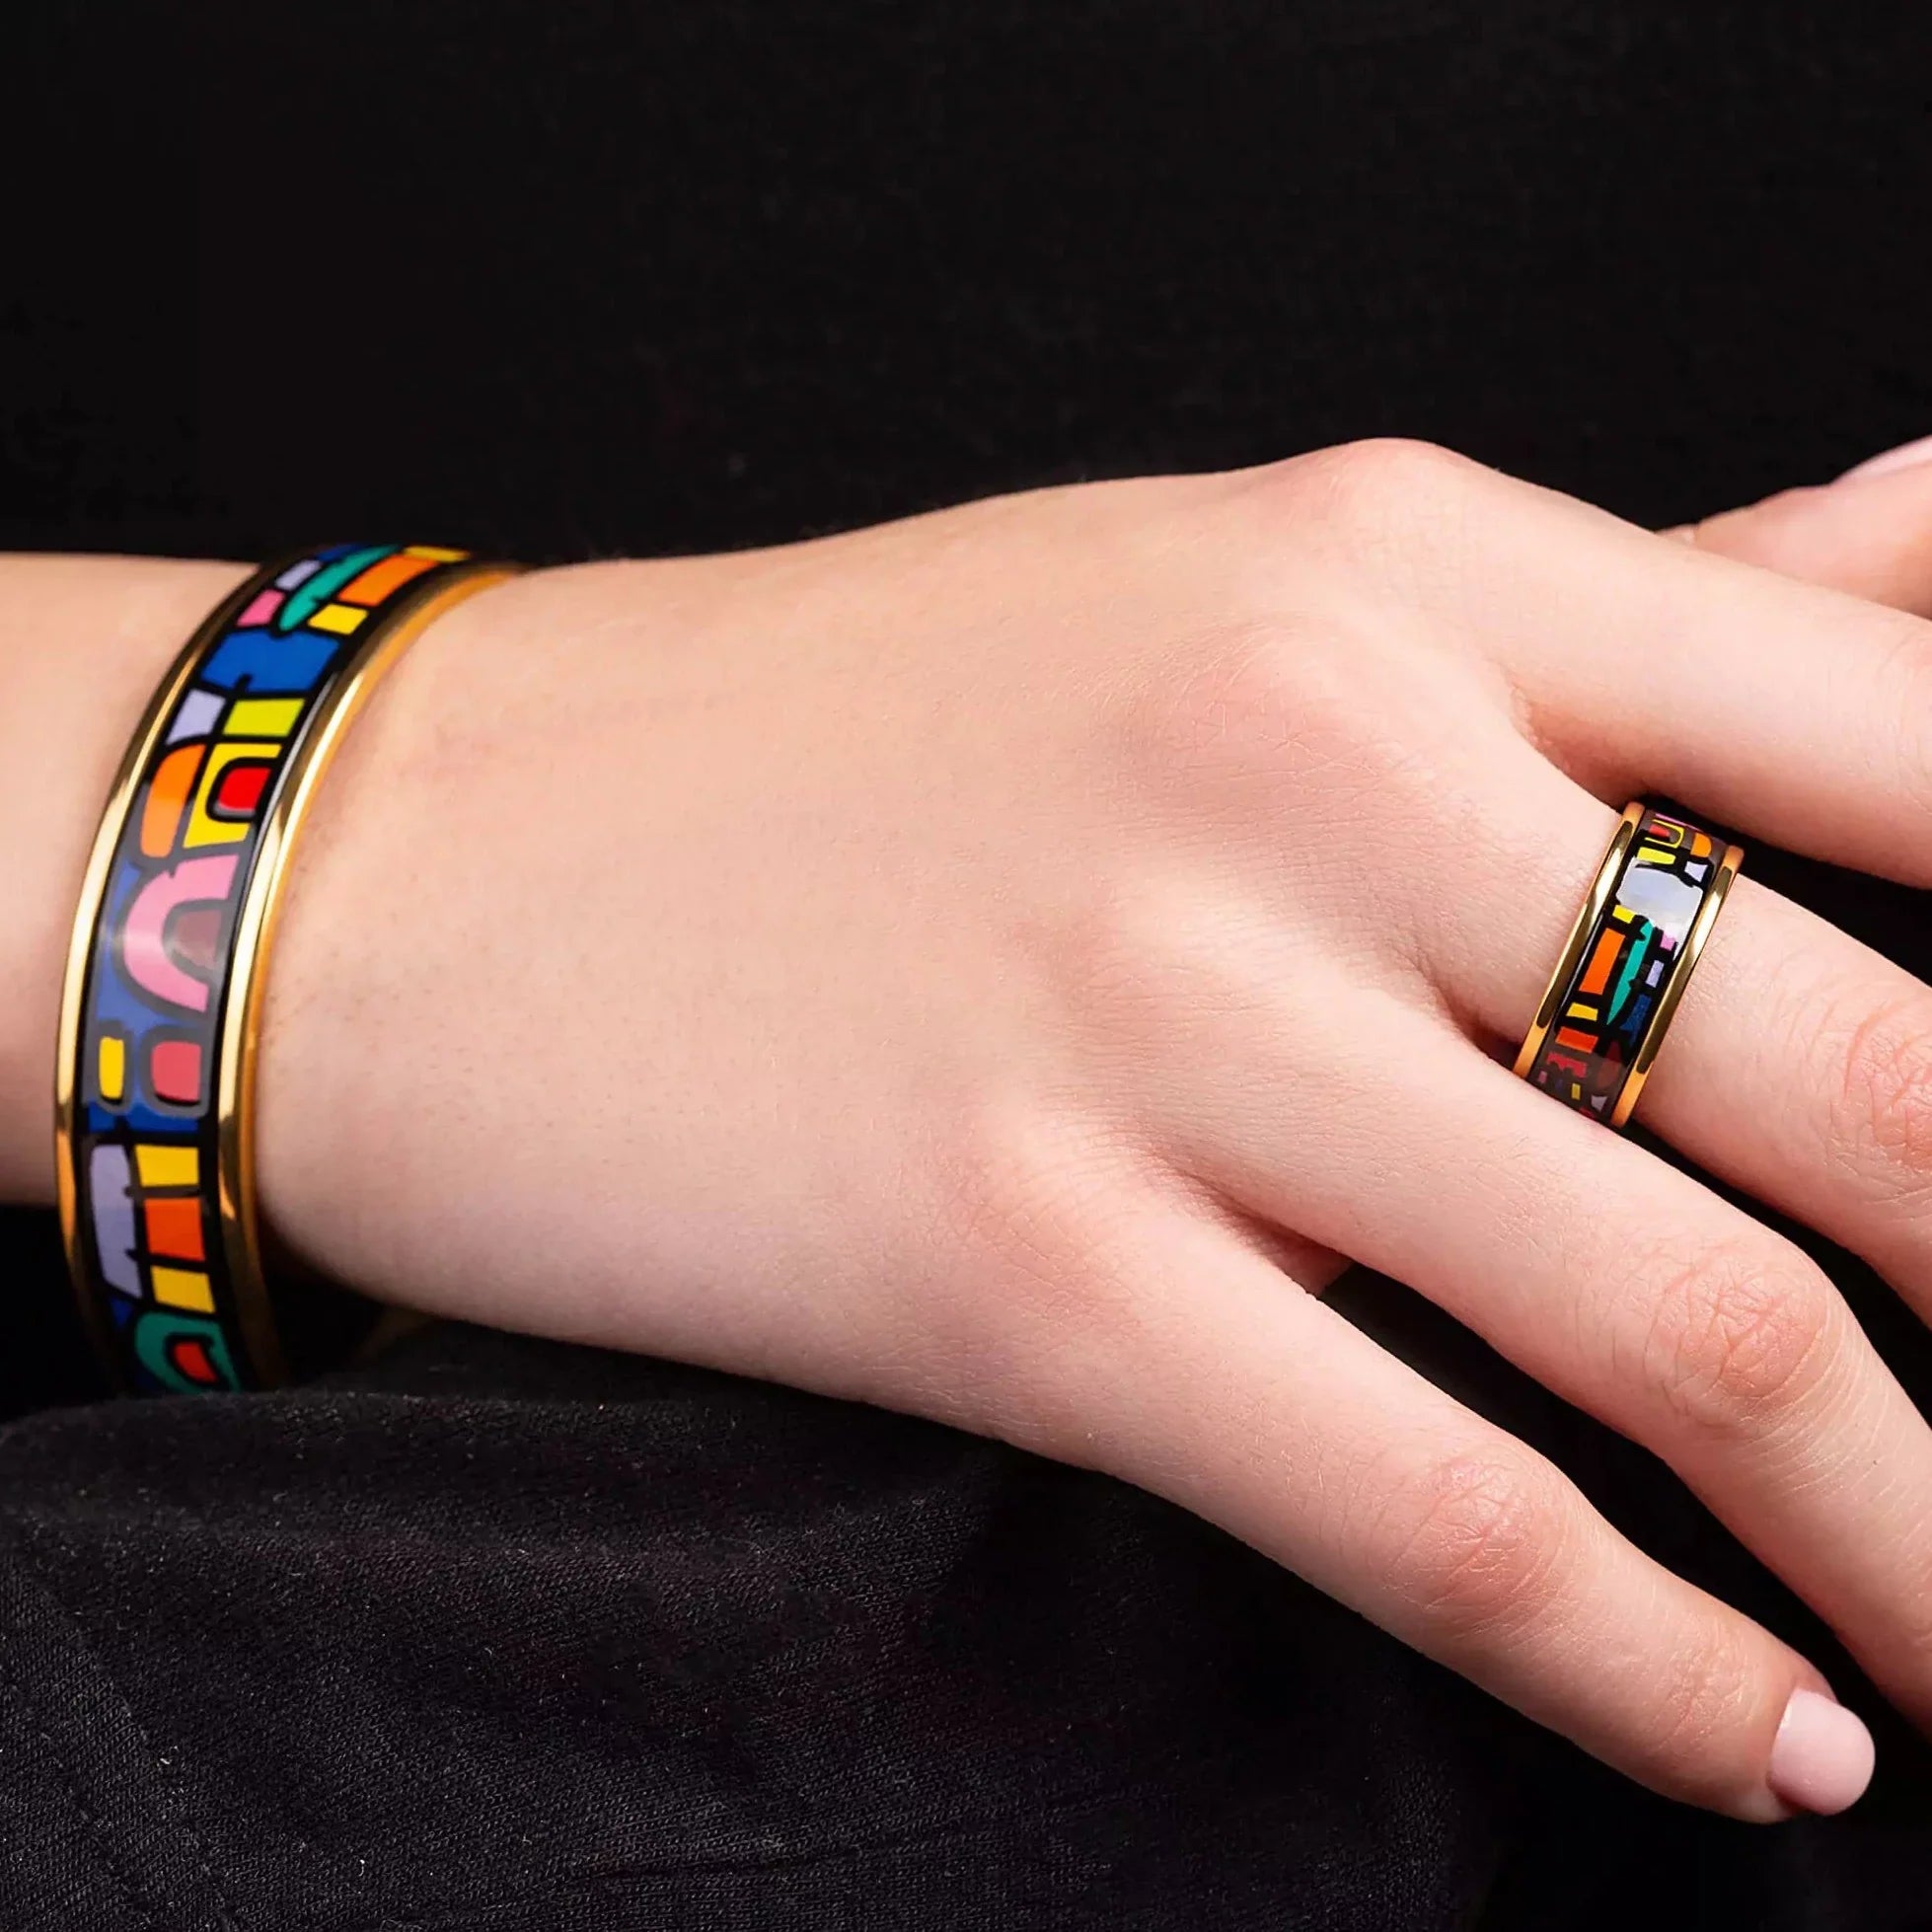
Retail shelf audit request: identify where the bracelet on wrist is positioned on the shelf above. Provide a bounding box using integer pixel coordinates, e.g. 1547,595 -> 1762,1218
55,544 -> 519,1394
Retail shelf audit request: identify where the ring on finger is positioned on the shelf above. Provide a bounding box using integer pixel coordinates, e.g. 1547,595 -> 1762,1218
1515,800 -> 1743,1129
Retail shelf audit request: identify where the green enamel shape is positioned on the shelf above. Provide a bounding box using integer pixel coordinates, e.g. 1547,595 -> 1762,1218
275,546 -> 395,632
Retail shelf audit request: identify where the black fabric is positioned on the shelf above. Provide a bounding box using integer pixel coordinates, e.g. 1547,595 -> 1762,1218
7,2 -> 1932,1925
0,1328 -> 1510,1930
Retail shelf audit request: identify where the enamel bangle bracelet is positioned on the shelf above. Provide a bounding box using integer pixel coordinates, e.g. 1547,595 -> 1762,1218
56,545 -> 518,1394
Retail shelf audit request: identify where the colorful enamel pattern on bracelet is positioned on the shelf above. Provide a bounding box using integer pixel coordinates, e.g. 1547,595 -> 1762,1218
1514,801 -> 1742,1130
56,545 -> 518,1394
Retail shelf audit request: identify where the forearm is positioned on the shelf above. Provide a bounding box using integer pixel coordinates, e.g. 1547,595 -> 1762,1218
0,556 -> 251,1202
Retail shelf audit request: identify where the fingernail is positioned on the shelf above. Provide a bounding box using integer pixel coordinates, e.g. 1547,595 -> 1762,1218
1837,432 -> 1932,483
1766,1688 -> 1875,1816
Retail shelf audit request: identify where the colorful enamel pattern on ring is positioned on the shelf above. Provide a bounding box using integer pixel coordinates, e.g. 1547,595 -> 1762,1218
1514,802 -> 1743,1130
56,545 -> 512,1394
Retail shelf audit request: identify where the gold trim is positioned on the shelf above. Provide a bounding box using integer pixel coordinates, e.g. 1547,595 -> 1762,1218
1610,839 -> 1744,1129
1511,802 -> 1644,1080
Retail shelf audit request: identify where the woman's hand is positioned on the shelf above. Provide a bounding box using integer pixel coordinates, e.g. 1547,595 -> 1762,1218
30,443 -> 1932,1820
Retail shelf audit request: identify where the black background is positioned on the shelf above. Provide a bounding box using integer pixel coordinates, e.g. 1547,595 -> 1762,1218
9,3 -> 1930,562
5,4 -> 1932,1926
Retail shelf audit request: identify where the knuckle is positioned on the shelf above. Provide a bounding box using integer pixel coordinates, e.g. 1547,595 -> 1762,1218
1230,436 -> 1499,617
1638,1240 -> 1841,1435
931,1092 -> 1125,1286
1027,859 -> 1238,1056
1382,1449 -> 1571,1638
916,1095 -> 1157,1451
1828,993 -> 1932,1212
1255,436 -> 1487,528
1123,612 -> 1413,816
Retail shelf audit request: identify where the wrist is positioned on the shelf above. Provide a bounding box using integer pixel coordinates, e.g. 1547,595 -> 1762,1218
248,561 -> 561,1305
247,557 -> 722,1342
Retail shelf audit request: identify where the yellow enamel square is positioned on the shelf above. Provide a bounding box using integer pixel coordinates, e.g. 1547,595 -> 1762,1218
307,602 -> 367,635
97,1034 -> 126,1103
225,698 -> 304,739
152,1266 -> 214,1313
185,742 -> 281,849
135,1144 -> 198,1189
405,545 -> 466,560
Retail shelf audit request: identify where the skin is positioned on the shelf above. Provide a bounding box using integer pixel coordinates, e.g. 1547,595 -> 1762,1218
8,440 -> 1932,1820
